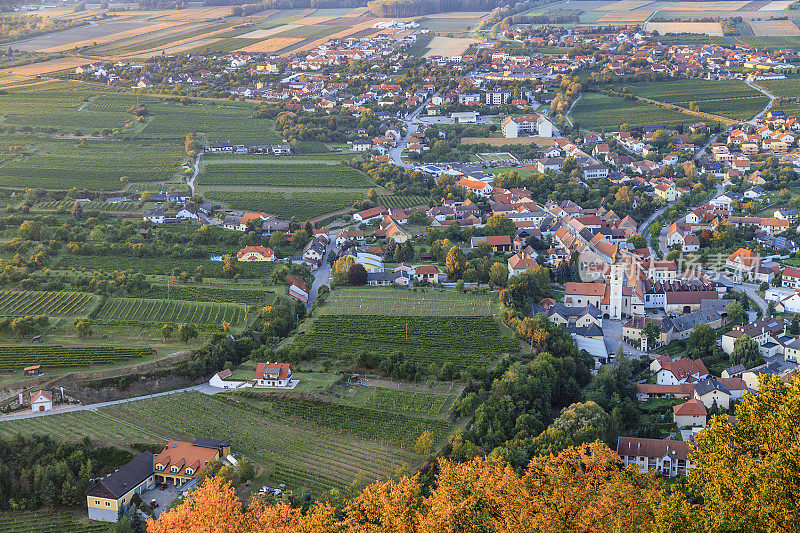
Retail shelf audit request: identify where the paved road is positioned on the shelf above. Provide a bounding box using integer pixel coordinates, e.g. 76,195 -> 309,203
187,152 -> 201,196
717,278 -> 768,314
307,231 -> 335,308
745,80 -> 776,125
638,203 -> 668,256
0,383 -> 222,422
390,99 -> 428,169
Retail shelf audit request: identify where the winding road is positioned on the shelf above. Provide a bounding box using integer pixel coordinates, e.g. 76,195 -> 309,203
745,80 -> 777,125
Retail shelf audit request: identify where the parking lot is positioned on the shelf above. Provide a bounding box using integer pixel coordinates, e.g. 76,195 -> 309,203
141,484 -> 180,518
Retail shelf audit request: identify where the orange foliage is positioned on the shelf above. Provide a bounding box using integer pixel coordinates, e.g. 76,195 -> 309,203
149,442 -> 659,533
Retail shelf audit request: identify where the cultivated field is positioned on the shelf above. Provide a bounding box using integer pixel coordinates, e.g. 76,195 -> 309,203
461,136 -> 556,146
0,290 -> 96,317
96,297 -> 246,327
238,37 -> 303,53
0,345 -> 153,373
749,19 -> 800,36
0,510 -> 112,533
203,189 -> 364,220
296,315 -> 518,369
646,22 -> 724,36
570,92 -> 721,130
0,391 -> 440,494
322,288 -> 495,316
144,285 -> 275,305
423,36 -> 480,58
200,161 -> 373,188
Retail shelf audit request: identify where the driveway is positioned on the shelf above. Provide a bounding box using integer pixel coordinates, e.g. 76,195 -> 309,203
307,231 -> 335,308
141,484 -> 180,518
0,383 -> 222,422
602,318 -> 647,359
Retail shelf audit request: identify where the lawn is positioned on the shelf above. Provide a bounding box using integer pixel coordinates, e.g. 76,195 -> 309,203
322,287 -> 496,316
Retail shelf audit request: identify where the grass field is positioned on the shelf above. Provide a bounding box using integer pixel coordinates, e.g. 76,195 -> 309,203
0,290 -> 97,317
204,189 -> 364,219
0,345 -> 153,373
296,315 -> 517,369
322,288 -> 495,316
96,297 -> 246,327
345,386 -> 458,418
201,161 -> 373,188
0,391 -> 435,494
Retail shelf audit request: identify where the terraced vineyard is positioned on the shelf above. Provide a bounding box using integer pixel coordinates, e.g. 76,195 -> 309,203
96,297 -> 245,326
50,254 -> 277,278
0,345 -> 153,373
204,189 -> 364,219
99,392 -> 424,494
145,285 -> 275,305
201,162 -> 373,188
296,315 -> 517,369
0,290 -> 95,317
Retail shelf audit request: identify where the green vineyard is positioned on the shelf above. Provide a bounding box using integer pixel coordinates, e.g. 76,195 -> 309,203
0,511 -> 111,533
201,162 -> 373,188
296,315 -> 517,369
360,387 -> 455,418
0,290 -> 95,317
144,285 -> 274,305
96,297 -> 246,326
0,345 -> 154,373
379,195 -> 428,209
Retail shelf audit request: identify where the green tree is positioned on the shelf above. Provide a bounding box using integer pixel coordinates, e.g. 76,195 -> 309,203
178,323 -> 198,343
791,314 -> 800,336
687,323 -> 715,359
726,300 -> 744,325
642,320 -> 660,349
486,214 -> 516,237
74,320 -> 92,338
731,335 -> 763,368
489,262 -> 509,286
162,323 -> 174,342
530,401 -> 612,456
348,263 -> 368,285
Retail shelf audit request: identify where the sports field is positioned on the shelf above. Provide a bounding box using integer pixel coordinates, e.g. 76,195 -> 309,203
323,288 -> 495,316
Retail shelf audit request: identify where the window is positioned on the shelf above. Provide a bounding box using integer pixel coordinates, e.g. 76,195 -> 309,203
95,500 -> 100,506
122,498 -> 126,504
105,501 -> 111,507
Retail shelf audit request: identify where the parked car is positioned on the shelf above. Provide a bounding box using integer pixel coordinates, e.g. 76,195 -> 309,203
150,500 -> 159,509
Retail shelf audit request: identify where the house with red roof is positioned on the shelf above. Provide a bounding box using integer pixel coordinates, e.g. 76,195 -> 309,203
457,177 -> 493,197
236,246 -> 275,262
31,390 -> 52,412
783,266 -> 800,288
254,362 -> 293,388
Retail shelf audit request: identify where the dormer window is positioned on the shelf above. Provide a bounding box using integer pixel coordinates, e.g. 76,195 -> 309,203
171,466 -> 179,473
156,465 -> 163,471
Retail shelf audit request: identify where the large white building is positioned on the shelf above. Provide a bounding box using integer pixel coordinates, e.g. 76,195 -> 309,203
501,115 -> 553,138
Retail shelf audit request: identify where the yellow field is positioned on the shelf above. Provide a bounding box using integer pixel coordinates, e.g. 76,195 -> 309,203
596,0 -> 652,10
659,0 -> 749,9
749,19 -> 800,35
295,15 -> 338,24
598,10 -> 653,22
646,21 -> 724,35
239,37 -> 304,53
759,0 -> 795,9
36,21 -> 176,53
236,24 -> 302,39
344,6 -> 370,17
0,57 -> 91,76
147,7 -> 233,21
423,36 -> 480,58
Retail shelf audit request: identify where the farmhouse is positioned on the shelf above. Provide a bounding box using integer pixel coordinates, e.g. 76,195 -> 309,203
237,246 -> 275,262
31,390 -> 52,412
254,362 -> 293,387
154,439 -> 228,486
86,452 -> 155,522
208,369 -> 247,390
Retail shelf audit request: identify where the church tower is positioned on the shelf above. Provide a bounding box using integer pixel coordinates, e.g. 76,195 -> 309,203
609,253 -> 623,320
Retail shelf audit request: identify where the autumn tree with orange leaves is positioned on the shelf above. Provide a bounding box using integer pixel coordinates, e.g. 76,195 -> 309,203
149,442 -> 659,533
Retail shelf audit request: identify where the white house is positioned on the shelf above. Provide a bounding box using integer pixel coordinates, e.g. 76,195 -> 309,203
208,369 -> 248,390
254,362 -> 293,388
31,390 -> 53,412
